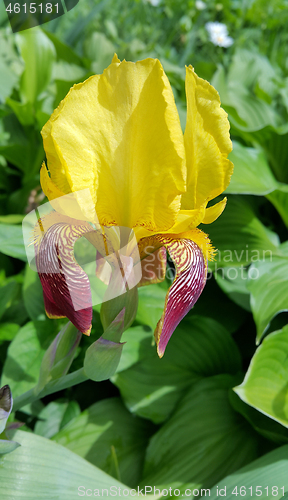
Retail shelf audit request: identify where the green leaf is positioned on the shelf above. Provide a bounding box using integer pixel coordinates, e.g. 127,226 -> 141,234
1,299 -> 28,326
53,398 -> 154,487
1,321 -> 57,398
0,59 -> 18,102
0,429 -> 134,499
0,224 -> 26,261
0,214 -> 24,224
84,309 -> 126,381
84,338 -> 124,382
100,286 -> 138,332
193,276 -> 247,334
228,94 -> 280,131
267,188 -> 288,227
0,282 -> 19,320
53,61 -> 88,82
226,141 -> 279,195
141,376 -> 259,489
43,30 -> 83,65
6,98 -> 34,126
136,284 -> 166,331
0,114 -> 39,173
16,28 -> 56,104
0,439 -> 20,455
112,316 -> 241,423
64,1 -> 111,46
212,51 -> 281,133
35,400 -> 80,439
229,391 -> 288,444
204,196 -> 279,267
247,256 -> 288,341
209,445 -> 288,500
0,323 -> 19,344
214,267 -> 251,312
84,32 -> 115,74
116,325 -> 154,373
235,324 -> 288,427
36,322 -> 81,393
250,123 -> 288,184
23,265 -> 45,321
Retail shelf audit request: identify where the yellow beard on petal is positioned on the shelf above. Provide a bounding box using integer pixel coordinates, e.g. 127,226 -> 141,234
174,228 -> 216,262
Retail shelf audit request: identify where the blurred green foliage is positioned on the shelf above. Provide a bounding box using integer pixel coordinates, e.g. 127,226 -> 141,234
0,0 -> 288,497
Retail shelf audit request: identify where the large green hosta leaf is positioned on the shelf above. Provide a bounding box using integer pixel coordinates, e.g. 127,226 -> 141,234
202,196 -> 279,267
141,376 -> 259,490
249,123 -> 288,184
209,445 -> 288,500
136,285 -> 166,331
235,324 -> 288,427
214,267 -> 251,312
53,398 -> 154,487
211,52 -> 280,133
267,188 -> 288,228
23,265 -> 45,321
226,141 -> 279,195
0,430 -> 136,499
0,59 -> 19,102
16,28 -> 56,104
112,316 -> 241,423
247,256 -> 288,341
1,321 -> 57,398
0,224 -> 26,261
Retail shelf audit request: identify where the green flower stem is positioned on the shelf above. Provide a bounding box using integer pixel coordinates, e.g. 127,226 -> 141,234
13,368 -> 88,413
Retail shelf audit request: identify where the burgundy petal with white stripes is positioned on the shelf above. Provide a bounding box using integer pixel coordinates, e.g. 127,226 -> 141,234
138,235 -> 207,357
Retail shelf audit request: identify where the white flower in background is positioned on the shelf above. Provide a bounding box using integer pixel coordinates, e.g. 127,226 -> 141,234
205,22 -> 234,47
196,0 -> 207,10
147,0 -> 161,5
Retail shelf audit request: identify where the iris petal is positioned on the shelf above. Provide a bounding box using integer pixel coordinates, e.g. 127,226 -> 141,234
182,65 -> 233,211
34,213 -> 94,334
138,235 -> 207,357
41,58 -> 186,231
139,246 -> 167,286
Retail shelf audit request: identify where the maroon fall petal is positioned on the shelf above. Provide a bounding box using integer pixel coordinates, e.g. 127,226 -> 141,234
35,213 -> 95,335
139,235 -> 207,357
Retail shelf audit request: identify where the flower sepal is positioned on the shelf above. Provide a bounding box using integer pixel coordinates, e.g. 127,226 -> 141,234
0,385 -> 20,456
35,322 -> 82,395
84,309 -> 126,381
100,284 -> 138,332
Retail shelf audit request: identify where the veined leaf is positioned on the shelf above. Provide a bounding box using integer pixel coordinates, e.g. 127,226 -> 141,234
23,265 -> 45,321
16,28 -> 56,104
267,188 -> 288,227
53,398 -> 154,487
1,321 -> 57,397
112,316 -> 241,423
141,376 -> 259,489
235,324 -> 288,427
247,256 -> 288,341
0,430 -> 136,499
203,196 -> 279,267
226,141 -> 279,195
210,444 -> 288,499
0,224 -> 26,261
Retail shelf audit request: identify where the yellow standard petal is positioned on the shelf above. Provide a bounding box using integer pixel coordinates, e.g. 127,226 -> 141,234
41,58 -> 186,230
181,65 -> 233,213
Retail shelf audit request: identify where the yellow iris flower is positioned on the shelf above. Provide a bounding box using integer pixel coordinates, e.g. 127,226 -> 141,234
38,55 -> 233,357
